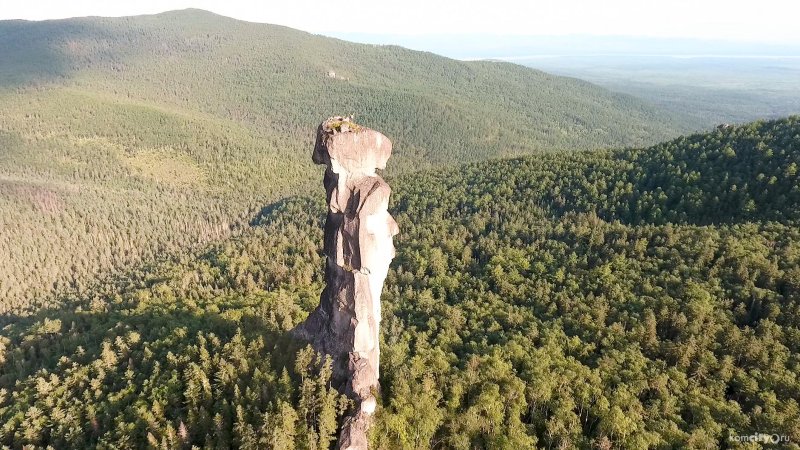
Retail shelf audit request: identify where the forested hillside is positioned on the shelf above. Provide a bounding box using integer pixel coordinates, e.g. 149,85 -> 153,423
2,118 -> 798,448
0,9 -> 703,312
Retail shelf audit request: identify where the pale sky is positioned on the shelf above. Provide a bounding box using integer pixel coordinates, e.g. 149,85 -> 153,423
2,0 -> 799,44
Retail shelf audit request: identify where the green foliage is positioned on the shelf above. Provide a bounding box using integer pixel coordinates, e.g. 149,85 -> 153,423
0,9 -> 701,313
2,118 -> 799,448
0,283 -> 344,448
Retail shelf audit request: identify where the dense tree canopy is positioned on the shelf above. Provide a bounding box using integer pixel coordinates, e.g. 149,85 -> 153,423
2,118 -> 798,448
0,9 -> 705,311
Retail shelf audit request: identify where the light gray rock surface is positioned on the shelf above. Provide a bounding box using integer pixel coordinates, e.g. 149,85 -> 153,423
294,116 -> 398,449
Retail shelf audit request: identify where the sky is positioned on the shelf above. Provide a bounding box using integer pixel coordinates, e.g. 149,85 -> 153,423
2,0 -> 799,45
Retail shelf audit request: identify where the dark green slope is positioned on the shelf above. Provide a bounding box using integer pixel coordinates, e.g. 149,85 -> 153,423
0,9 -> 703,311
2,118 -> 798,448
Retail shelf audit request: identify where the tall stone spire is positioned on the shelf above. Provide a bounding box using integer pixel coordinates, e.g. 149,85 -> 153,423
294,116 -> 399,449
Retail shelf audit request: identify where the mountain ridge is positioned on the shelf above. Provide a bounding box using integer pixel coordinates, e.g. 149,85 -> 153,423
0,8 -> 705,308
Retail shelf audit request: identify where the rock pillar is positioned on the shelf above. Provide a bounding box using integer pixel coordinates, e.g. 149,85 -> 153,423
293,116 -> 399,449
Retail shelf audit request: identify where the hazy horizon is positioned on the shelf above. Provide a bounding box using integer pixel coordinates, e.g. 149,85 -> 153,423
323,32 -> 800,60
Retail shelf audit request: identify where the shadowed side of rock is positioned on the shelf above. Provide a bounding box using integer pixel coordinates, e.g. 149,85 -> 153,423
293,116 -> 398,450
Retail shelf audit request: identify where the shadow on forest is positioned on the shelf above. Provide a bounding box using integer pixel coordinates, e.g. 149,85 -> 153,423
250,195 -> 303,227
0,294 -> 311,389
0,19 -> 112,89
0,196 -> 321,388
248,195 -> 323,228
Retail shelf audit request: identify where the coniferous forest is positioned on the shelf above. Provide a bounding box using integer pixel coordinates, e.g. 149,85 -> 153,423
2,117 -> 799,448
1,8 -> 800,450
0,9 -> 700,313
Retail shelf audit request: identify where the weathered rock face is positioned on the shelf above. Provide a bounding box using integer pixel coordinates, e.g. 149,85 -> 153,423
294,116 -> 398,449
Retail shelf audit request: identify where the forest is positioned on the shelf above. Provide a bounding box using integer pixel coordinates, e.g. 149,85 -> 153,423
1,117 -> 798,448
0,8 -> 704,313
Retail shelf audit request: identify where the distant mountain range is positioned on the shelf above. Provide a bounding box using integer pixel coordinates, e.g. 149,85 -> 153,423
325,33 -> 800,60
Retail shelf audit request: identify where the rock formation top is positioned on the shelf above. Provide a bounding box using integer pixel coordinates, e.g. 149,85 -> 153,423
312,116 -> 393,176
